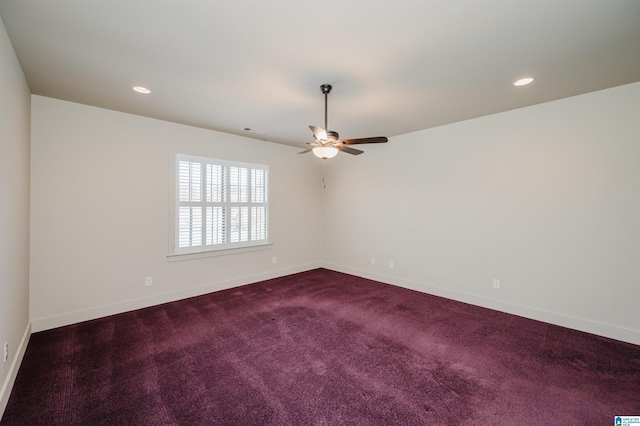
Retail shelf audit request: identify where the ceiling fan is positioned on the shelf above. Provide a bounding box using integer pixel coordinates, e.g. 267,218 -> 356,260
299,84 -> 388,159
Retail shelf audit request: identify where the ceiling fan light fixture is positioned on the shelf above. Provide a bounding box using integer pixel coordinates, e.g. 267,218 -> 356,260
312,146 -> 339,159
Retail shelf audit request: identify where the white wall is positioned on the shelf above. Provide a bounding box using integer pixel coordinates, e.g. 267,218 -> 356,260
0,16 -> 31,417
323,82 -> 640,345
29,84 -> 640,345
30,96 -> 324,331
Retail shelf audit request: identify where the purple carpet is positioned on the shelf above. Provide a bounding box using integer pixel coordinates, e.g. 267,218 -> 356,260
2,268 -> 639,425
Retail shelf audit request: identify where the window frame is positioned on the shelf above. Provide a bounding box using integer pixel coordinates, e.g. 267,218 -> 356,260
168,154 -> 270,260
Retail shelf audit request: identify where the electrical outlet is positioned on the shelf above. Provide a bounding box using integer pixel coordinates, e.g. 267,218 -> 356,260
493,279 -> 501,289
389,261 -> 394,269
371,257 -> 376,266
3,341 -> 8,363
145,277 -> 153,287
272,256 -> 277,264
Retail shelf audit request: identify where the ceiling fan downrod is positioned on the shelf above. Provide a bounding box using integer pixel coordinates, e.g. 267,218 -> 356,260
320,84 -> 332,130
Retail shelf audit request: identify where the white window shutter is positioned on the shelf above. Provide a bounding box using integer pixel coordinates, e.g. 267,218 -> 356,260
251,206 -> 267,241
205,206 -> 226,245
178,206 -> 202,248
175,155 -> 269,254
178,161 -> 202,202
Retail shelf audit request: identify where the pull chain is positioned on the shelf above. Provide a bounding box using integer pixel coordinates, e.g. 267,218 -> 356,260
322,160 -> 326,189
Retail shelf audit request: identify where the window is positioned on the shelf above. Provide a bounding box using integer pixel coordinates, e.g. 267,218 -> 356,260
174,154 -> 269,255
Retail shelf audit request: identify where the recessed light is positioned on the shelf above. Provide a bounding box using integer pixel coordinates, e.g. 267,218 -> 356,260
133,86 -> 151,94
514,77 -> 534,87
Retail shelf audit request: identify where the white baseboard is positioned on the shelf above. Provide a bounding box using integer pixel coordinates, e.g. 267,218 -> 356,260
324,262 -> 640,346
29,261 -> 640,346
0,322 -> 31,420
31,262 -> 323,333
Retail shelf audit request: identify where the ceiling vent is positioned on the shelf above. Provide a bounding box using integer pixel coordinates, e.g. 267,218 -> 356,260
242,127 -> 266,135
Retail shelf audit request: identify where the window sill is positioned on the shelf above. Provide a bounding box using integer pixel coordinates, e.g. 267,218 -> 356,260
167,242 -> 273,262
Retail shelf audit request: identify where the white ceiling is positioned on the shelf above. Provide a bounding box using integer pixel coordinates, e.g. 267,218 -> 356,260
1,1 -> 639,148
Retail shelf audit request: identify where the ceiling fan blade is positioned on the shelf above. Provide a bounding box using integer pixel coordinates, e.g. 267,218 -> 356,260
341,136 -> 388,145
337,145 -> 364,155
298,148 -> 312,154
309,125 -> 327,142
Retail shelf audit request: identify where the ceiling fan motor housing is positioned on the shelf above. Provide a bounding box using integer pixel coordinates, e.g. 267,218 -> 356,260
326,130 -> 339,142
